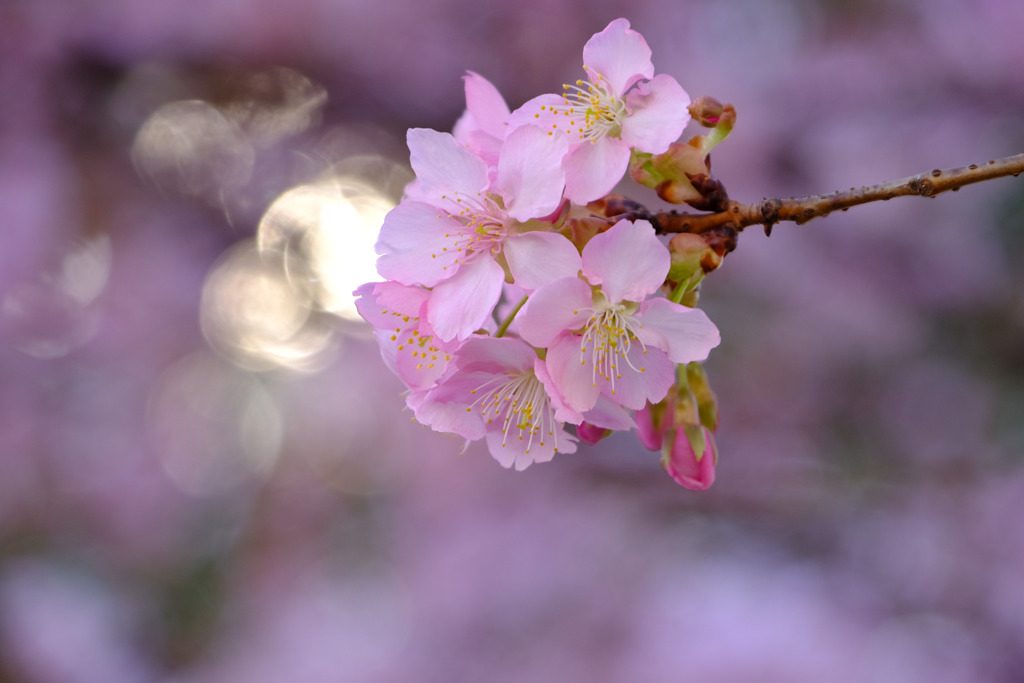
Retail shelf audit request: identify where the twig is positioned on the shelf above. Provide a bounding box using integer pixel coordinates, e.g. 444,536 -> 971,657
655,153 -> 1024,235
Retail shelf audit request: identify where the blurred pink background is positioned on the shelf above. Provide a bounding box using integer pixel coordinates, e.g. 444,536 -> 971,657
2,0 -> 1024,681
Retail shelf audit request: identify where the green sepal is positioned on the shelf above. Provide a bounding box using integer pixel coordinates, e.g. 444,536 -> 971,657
688,102 -> 736,158
683,422 -> 707,463
666,232 -> 708,296
686,362 -> 719,432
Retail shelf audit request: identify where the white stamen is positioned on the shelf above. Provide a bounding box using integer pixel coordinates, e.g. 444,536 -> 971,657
579,300 -> 646,391
547,70 -> 626,143
468,370 -> 560,454
439,191 -> 506,263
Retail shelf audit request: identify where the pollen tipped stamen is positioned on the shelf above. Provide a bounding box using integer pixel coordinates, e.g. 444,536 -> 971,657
439,191 -> 507,261
548,71 -> 626,143
468,370 -> 559,455
580,306 -> 647,391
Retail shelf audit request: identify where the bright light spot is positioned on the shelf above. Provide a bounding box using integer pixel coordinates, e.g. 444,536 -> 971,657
147,352 -> 283,496
131,99 -> 254,199
258,170 -> 397,320
200,240 -> 336,372
61,235 -> 112,305
223,67 -> 327,147
1,236 -> 110,358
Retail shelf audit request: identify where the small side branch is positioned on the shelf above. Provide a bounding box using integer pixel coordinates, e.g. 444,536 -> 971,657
655,153 -> 1024,235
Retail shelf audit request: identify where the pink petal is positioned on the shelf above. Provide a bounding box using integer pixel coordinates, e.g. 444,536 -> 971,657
583,394 -> 636,431
506,93 -> 570,136
393,331 -> 452,391
582,18 -> 654,96
426,369 -> 497,405
563,137 -> 631,204
354,281 -> 428,333
407,128 -> 488,196
460,71 -> 510,140
370,328 -> 400,378
581,218 -> 668,303
635,298 -> 721,363
545,333 -> 601,413
621,74 -> 691,154
407,389 -> 486,441
452,72 -> 511,168
372,281 -> 430,316
534,357 -> 584,425
517,276 -> 592,348
575,395 -> 636,443
453,336 -> 536,374
503,231 -> 582,293
484,430 -> 519,469
485,419 -> 577,471
495,125 -> 568,221
353,282 -> 393,329
596,343 -> 675,411
375,201 -> 464,287
427,255 -> 505,342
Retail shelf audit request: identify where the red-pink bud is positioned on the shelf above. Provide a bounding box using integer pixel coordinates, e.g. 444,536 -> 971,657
663,426 -> 717,491
576,421 -> 611,445
635,405 -> 663,451
688,96 -> 725,127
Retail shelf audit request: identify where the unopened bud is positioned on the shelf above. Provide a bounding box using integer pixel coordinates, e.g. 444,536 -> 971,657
639,369 -> 721,490
588,194 -> 646,219
564,215 -> 611,251
636,401 -> 668,451
701,224 -> 739,266
630,143 -> 706,203
667,232 -> 708,291
687,102 -> 736,157
576,421 -> 612,445
688,96 -> 725,127
662,425 -> 717,490
656,178 -> 700,205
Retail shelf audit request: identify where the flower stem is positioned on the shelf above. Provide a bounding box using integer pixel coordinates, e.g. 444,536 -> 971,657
653,152 -> 1024,236
495,295 -> 529,338
668,279 -> 688,305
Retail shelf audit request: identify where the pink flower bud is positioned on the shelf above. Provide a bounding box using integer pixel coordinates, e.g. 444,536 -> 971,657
576,421 -> 611,445
635,403 -> 664,451
663,426 -> 717,491
687,96 -> 725,127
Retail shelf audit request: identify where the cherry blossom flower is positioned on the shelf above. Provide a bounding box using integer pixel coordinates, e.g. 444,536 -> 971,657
419,337 -> 581,470
518,218 -> 720,412
509,18 -> 691,203
375,126 -> 574,342
360,21 -> 723,479
353,281 -> 458,391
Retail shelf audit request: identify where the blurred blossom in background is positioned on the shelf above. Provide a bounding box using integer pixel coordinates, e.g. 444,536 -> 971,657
2,1 -> 1024,681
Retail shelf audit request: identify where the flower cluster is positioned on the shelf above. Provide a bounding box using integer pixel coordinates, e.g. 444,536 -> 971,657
358,19 -> 723,487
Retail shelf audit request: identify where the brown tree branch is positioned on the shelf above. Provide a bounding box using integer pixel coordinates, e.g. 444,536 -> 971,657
655,153 -> 1024,236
